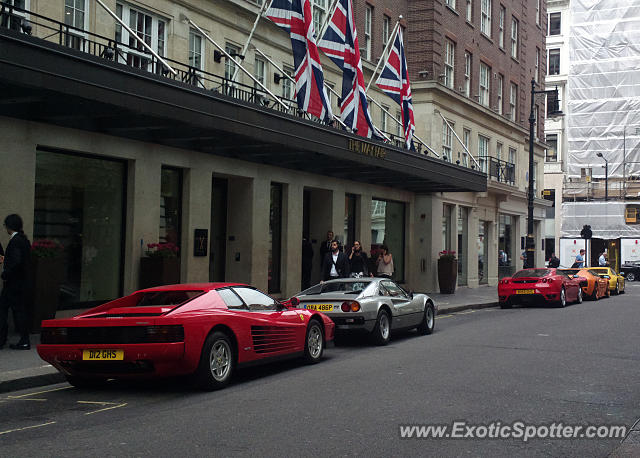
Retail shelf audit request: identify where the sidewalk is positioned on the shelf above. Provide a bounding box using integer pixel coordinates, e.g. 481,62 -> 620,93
0,286 -> 498,394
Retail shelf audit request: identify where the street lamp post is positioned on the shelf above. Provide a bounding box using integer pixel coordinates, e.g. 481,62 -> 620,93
527,79 -> 561,268
596,152 -> 608,201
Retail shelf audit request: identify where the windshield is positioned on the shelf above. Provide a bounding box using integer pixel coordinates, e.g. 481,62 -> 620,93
512,269 -> 552,278
134,290 -> 204,307
300,280 -> 373,295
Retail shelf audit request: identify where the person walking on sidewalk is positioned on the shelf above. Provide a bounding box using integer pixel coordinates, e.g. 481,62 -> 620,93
0,214 -> 32,350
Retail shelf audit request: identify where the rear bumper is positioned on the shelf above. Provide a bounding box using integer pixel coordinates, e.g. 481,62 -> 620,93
37,342 -> 190,378
499,293 -> 558,305
326,314 -> 376,333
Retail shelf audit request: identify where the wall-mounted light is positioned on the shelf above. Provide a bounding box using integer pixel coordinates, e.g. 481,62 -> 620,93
274,73 -> 282,84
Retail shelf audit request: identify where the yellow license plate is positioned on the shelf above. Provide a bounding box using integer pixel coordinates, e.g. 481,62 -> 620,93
516,289 -> 535,295
305,304 -> 333,312
82,350 -> 124,361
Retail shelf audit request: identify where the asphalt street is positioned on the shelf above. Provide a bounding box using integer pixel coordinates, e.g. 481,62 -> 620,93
1,285 -> 639,457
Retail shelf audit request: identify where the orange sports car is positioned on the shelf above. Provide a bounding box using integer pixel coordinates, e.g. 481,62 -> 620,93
559,269 -> 609,300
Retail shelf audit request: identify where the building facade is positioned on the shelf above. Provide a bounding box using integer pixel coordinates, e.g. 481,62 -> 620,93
0,0 -> 547,318
543,0 -> 569,261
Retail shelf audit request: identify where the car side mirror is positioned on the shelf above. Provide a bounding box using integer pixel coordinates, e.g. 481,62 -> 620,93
409,291 -> 414,299
281,297 -> 299,309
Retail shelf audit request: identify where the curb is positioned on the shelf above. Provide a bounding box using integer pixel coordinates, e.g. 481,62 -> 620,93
0,372 -> 66,394
437,301 -> 499,315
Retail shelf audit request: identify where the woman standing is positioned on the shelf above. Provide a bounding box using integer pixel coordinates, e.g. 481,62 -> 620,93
376,245 -> 394,278
348,241 -> 369,277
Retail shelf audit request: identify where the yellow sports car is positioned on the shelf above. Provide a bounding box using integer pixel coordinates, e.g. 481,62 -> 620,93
590,267 -> 626,295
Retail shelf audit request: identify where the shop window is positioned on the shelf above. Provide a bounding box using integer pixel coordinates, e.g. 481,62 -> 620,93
34,149 -> 126,310
371,199 -> 406,282
498,214 -> 514,278
160,167 -> 182,250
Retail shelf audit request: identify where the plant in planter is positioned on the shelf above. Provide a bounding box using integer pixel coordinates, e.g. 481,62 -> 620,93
140,242 -> 180,288
30,239 -> 65,331
145,242 -> 179,258
437,250 -> 458,294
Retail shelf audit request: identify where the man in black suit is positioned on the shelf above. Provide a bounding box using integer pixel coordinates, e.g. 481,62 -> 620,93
322,240 -> 350,281
0,214 -> 32,350
319,230 -> 334,267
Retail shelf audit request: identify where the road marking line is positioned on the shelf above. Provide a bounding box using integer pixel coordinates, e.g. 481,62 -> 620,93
436,314 -> 453,319
7,398 -> 47,402
7,386 -> 71,399
0,421 -> 56,435
455,310 -> 475,315
84,402 -> 127,415
77,401 -> 118,406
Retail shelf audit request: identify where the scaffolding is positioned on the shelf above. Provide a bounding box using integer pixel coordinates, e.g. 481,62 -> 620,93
566,1 -> 640,179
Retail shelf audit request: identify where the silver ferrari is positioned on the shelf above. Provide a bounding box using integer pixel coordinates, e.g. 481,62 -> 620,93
294,278 -> 437,345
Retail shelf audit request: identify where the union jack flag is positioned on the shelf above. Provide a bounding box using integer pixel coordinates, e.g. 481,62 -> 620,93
266,0 -> 333,121
375,28 -> 416,150
317,0 -> 382,139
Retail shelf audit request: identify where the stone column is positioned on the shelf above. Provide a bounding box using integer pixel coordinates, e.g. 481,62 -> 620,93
0,118 -> 36,247
181,167 -> 212,283
413,195 -> 442,292
125,157 -> 161,294
487,220 -> 498,286
282,182 -> 303,298
467,208 -> 480,287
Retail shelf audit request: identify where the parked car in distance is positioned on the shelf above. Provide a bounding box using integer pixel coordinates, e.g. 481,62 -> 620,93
589,267 -> 626,295
38,283 -> 334,390
559,268 -> 610,300
498,268 -> 587,308
620,263 -> 640,282
294,278 -> 436,345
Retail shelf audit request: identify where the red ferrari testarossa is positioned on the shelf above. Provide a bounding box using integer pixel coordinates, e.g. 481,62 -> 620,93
38,283 -> 334,390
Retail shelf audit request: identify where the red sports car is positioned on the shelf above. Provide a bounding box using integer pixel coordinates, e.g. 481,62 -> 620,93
38,283 -> 334,390
498,268 -> 587,308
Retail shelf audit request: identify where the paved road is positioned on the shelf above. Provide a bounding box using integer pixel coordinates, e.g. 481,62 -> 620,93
1,285 -> 639,457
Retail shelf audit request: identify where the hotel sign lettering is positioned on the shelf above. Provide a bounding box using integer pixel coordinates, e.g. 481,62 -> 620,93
348,139 -> 387,159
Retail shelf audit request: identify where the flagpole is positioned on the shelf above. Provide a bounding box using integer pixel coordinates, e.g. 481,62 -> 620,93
181,14 -> 289,110
231,0 -> 272,82
436,110 -> 480,168
364,18 -> 401,94
366,96 -> 440,157
252,46 -> 348,129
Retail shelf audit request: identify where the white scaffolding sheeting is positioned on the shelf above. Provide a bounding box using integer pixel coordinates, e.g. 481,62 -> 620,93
561,201 -> 640,238
566,1 -> 640,178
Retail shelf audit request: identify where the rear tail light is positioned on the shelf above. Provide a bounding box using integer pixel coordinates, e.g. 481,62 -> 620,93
40,325 -> 184,344
144,325 -> 184,343
40,327 -> 68,344
341,301 -> 361,312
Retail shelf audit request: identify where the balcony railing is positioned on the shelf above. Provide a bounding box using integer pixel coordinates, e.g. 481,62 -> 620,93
479,156 -> 516,185
0,4 -> 428,154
